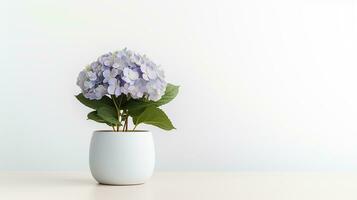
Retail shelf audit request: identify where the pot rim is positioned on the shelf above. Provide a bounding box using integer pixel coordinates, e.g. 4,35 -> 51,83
93,130 -> 151,134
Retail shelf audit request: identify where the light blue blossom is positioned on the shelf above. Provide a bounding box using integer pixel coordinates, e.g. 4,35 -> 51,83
103,68 -> 119,83
141,64 -> 158,80
122,67 -> 139,84
76,48 -> 167,101
94,85 -> 107,99
146,79 -> 167,101
121,80 -> 146,99
83,85 -> 107,100
87,71 -> 97,81
76,71 -> 87,89
90,62 -> 103,74
83,80 -> 95,90
108,78 -> 121,97
98,53 -> 114,67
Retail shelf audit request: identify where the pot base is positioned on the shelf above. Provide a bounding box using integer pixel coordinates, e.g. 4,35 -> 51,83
97,182 -> 145,186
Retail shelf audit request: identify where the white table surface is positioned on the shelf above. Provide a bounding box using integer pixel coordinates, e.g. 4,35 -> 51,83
0,172 -> 356,200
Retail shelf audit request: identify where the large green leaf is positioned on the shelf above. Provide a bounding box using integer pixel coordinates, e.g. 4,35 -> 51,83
97,107 -> 120,125
75,93 -> 115,110
128,107 -> 146,119
155,83 -> 179,106
87,111 -> 106,123
88,111 -> 116,126
133,106 -> 175,131
127,83 -> 179,117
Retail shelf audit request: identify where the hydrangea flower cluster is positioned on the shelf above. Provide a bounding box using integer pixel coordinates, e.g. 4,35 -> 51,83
77,49 -> 167,101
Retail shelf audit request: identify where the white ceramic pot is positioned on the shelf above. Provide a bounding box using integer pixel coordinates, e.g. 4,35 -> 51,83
89,131 -> 155,185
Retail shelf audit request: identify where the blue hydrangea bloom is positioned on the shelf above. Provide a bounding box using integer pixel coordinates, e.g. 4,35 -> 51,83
77,48 -> 167,101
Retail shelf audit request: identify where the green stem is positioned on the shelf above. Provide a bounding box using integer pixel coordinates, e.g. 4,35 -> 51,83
122,110 -> 129,132
111,95 -> 123,132
125,111 -> 129,131
122,112 -> 126,131
133,124 -> 138,131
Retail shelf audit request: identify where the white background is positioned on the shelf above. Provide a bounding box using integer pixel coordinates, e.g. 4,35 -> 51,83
1,0 -> 357,171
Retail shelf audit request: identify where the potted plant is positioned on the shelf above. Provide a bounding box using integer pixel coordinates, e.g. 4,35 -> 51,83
75,48 -> 179,185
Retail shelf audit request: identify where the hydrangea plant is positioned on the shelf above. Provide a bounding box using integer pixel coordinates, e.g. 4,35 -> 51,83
76,48 -> 179,132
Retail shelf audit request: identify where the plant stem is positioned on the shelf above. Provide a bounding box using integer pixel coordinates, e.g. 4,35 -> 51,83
122,110 -> 128,131
125,114 -> 129,131
111,95 -> 123,132
133,124 -> 138,131
122,115 -> 126,131
112,126 -> 116,132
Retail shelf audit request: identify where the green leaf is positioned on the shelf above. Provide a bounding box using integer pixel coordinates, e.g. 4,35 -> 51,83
88,111 -> 116,127
87,111 -> 106,123
75,93 -> 115,110
128,106 -> 146,119
133,106 -> 175,131
155,83 -> 179,106
126,83 -> 179,117
97,107 -> 120,125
